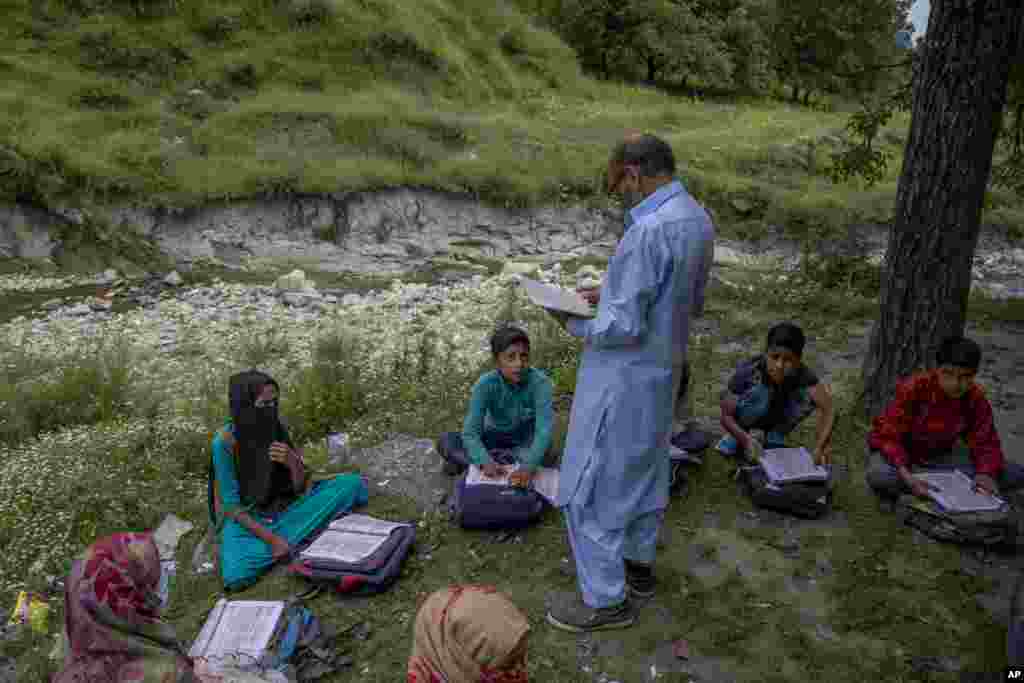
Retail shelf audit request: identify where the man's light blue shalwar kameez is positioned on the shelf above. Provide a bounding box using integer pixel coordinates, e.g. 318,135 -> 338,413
558,180 -> 715,608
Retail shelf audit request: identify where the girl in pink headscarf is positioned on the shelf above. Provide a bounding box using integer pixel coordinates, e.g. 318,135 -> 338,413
54,532 -> 198,683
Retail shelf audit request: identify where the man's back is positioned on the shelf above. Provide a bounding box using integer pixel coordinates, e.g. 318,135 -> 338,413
559,180 -> 713,527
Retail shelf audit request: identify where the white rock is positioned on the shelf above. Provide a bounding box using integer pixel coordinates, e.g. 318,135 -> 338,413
275,269 -> 308,292
281,291 -> 311,307
163,271 -> 183,287
96,268 -> 118,285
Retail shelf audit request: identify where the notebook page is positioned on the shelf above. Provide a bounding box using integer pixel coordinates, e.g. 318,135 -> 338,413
300,529 -> 389,564
188,598 -> 227,659
760,447 -> 828,483
466,464 -> 559,504
327,514 -> 410,536
916,470 -> 1005,512
191,600 -> 284,660
465,464 -> 513,487
530,468 -> 560,505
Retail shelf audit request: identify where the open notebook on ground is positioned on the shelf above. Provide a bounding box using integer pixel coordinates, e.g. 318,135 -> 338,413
520,277 -> 596,318
915,470 -> 1007,513
465,464 -> 559,505
189,599 -> 285,672
298,514 -> 412,565
758,447 -> 829,485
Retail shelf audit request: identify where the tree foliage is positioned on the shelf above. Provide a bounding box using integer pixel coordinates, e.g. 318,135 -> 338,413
520,0 -> 908,99
767,0 -> 912,103
830,14 -> 1024,194
855,0 -> 1024,416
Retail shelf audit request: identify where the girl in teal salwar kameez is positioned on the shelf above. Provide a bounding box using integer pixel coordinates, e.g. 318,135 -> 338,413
210,370 -> 368,592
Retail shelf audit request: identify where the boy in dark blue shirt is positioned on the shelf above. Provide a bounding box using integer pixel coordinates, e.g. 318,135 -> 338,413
718,322 -> 835,464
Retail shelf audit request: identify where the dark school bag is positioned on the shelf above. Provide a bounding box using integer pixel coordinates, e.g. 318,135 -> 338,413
670,427 -> 712,494
738,465 -> 833,519
449,472 -> 547,530
287,524 -> 417,596
896,495 -> 1014,547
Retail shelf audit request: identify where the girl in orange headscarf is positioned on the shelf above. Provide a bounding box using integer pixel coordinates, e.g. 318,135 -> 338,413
408,586 -> 530,683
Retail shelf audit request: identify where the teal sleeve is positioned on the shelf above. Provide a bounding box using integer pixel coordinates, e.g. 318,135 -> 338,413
462,378 -> 493,465
522,373 -> 554,470
212,434 -> 242,511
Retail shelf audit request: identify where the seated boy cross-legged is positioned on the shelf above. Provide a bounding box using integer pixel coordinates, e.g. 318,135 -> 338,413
718,322 -> 835,464
866,335 -> 1024,501
437,325 -> 555,487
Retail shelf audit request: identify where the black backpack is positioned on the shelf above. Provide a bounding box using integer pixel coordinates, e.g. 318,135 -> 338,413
739,465 -> 832,519
896,495 -> 1014,547
449,472 -> 547,530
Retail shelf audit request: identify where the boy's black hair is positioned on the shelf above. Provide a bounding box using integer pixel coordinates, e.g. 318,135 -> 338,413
491,325 -> 531,357
765,322 -> 805,357
936,335 -> 982,371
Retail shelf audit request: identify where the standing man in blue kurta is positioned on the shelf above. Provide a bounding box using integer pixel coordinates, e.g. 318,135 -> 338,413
546,134 -> 716,632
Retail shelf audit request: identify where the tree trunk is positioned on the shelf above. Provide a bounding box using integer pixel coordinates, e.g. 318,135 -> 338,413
647,55 -> 658,83
1011,98 -> 1019,154
802,90 -> 811,106
791,84 -> 801,103
862,0 -> 1023,417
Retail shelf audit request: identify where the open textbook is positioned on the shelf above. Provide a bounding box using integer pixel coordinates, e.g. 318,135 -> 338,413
758,447 -> 829,485
189,599 -> 285,671
915,470 -> 1007,513
520,277 -> 596,318
465,464 -> 560,505
298,514 -> 411,565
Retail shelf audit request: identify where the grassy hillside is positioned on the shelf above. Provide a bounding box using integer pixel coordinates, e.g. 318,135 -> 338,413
1,0 -> 1021,234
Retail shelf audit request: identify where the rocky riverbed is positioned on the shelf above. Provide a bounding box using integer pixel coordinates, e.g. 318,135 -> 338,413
1,192 -> 1022,682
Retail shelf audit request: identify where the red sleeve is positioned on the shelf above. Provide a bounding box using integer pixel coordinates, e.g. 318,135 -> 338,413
965,387 -> 1005,477
868,376 -> 919,467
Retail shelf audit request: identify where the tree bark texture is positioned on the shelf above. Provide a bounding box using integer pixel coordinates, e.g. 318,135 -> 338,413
862,0 -> 1023,416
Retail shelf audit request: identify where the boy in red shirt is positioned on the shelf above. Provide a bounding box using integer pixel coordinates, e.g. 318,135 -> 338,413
866,335 -> 1024,500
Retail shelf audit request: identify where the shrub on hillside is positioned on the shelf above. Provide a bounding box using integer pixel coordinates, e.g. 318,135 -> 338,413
283,329 -> 371,446
0,339 -> 136,445
72,85 -> 135,110
288,0 -> 334,28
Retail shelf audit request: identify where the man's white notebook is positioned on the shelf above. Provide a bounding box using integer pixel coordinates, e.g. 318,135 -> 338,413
520,277 -> 596,318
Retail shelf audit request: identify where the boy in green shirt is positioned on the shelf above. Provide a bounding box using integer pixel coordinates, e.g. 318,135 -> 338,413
437,326 -> 555,487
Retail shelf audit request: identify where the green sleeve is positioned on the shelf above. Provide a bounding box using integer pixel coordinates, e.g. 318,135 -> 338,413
522,372 -> 554,470
462,377 -> 493,465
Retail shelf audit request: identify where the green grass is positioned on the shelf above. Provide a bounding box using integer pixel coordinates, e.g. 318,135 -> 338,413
0,0 -> 929,248
0,270 -> 1016,681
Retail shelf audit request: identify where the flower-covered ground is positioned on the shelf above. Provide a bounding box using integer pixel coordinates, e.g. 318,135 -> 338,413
2,260 -> 1023,682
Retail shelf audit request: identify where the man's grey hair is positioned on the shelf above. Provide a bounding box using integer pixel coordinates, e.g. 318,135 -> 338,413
610,134 -> 676,178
